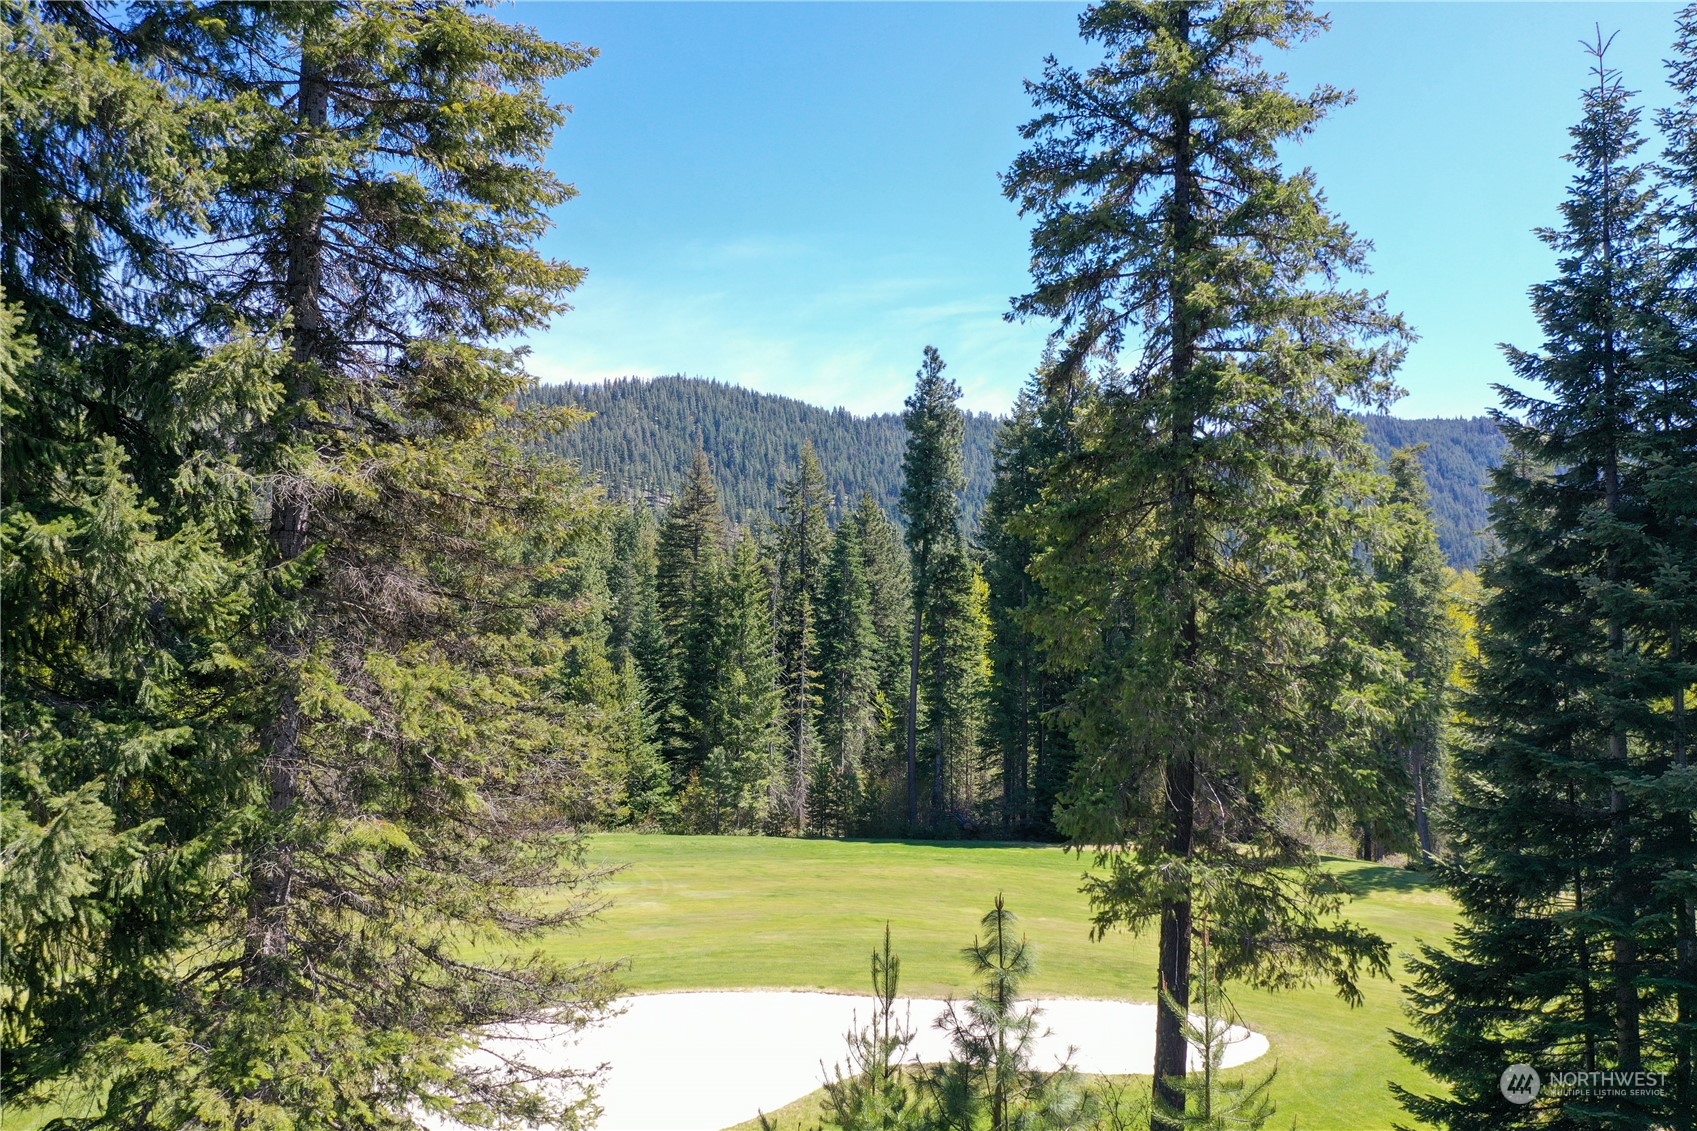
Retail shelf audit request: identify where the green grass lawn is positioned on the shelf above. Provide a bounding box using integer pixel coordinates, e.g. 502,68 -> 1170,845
524,833 -> 1458,1131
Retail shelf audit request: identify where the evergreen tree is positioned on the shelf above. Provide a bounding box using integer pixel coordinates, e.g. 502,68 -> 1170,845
924,555 -> 992,829
1395,34 -> 1694,1130
1004,4 -> 1405,1118
680,536 -> 784,833
1155,868 -> 1278,1130
816,519 -> 882,835
1,3 -> 278,1100
921,896 -> 1094,1131
848,491 -> 914,828
982,376 -> 1080,837
609,502 -> 664,677
899,346 -> 970,831
5,4 -> 621,1124
657,448 -> 731,773
605,503 -> 671,823
553,512 -> 670,829
818,924 -> 926,1131
1360,447 -> 1458,861
775,441 -> 832,832
1652,14 -> 1697,1117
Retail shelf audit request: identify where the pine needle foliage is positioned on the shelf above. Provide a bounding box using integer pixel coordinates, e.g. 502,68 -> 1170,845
1003,2 -> 1405,1120
5,2 -> 625,1125
1394,31 -> 1695,1131
818,923 -> 927,1131
921,895 -> 1095,1131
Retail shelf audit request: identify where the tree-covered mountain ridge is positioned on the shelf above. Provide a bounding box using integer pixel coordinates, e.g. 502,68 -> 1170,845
527,376 -> 1505,569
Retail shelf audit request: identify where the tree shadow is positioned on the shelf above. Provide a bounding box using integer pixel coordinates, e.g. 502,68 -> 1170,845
830,837 -> 1063,850
1326,858 -> 1442,898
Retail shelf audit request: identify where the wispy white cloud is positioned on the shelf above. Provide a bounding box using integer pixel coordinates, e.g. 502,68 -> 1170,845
520,246 -> 1051,417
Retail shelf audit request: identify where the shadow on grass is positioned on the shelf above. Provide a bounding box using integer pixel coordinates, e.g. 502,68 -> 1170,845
1329,858 -> 1442,898
825,836 -> 1068,850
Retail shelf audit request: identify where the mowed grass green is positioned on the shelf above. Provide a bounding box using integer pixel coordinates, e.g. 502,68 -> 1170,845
522,833 -> 1459,1131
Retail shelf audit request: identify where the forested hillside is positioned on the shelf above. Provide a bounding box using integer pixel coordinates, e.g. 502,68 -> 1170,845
527,377 -> 1000,530
1358,414 -> 1506,568
531,377 -> 1505,567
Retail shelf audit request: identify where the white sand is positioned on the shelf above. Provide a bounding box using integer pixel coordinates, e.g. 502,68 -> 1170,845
475,990 -> 1269,1131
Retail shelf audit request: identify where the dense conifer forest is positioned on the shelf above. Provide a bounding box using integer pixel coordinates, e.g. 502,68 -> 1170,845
529,377 -> 1505,567
528,377 -> 1001,532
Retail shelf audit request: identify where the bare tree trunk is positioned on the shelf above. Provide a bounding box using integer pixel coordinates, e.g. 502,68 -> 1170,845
1410,737 -> 1434,858
931,631 -> 946,833
1152,750 -> 1196,1119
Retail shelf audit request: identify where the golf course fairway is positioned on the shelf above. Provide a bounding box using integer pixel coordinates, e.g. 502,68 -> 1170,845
525,833 -> 1460,1130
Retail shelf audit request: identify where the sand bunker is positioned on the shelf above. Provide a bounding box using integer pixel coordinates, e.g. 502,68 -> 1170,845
476,990 -> 1269,1131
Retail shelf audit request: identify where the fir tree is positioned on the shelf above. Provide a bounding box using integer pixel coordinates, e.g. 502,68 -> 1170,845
1,3 -> 280,1100
5,4 -> 623,1124
1004,3 -> 1405,1118
605,503 -> 670,824
899,346 -> 970,831
818,924 -> 926,1131
775,441 -> 832,832
921,895 -> 1094,1131
681,536 -> 783,833
1395,33 -> 1694,1130
1652,13 -> 1697,1117
657,448 -> 731,773
982,375 -> 1080,837
848,491 -> 914,828
1362,447 -> 1458,861
609,501 -> 664,677
924,555 -> 992,829
816,519 -> 882,835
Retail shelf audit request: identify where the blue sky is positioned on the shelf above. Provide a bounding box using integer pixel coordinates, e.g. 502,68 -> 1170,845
509,2 -> 1685,419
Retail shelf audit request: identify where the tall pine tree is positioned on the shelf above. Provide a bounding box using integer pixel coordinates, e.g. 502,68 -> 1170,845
815,518 -> 881,834
1004,4 -> 1405,1119
899,346 -> 970,832
848,491 -> 914,829
1361,447 -> 1457,861
681,535 -> 783,833
1395,34 -> 1694,1129
656,447 -> 731,775
982,374 -> 1080,838
1655,8 -> 1697,1117
774,441 -> 831,833
4,4 -> 622,1124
